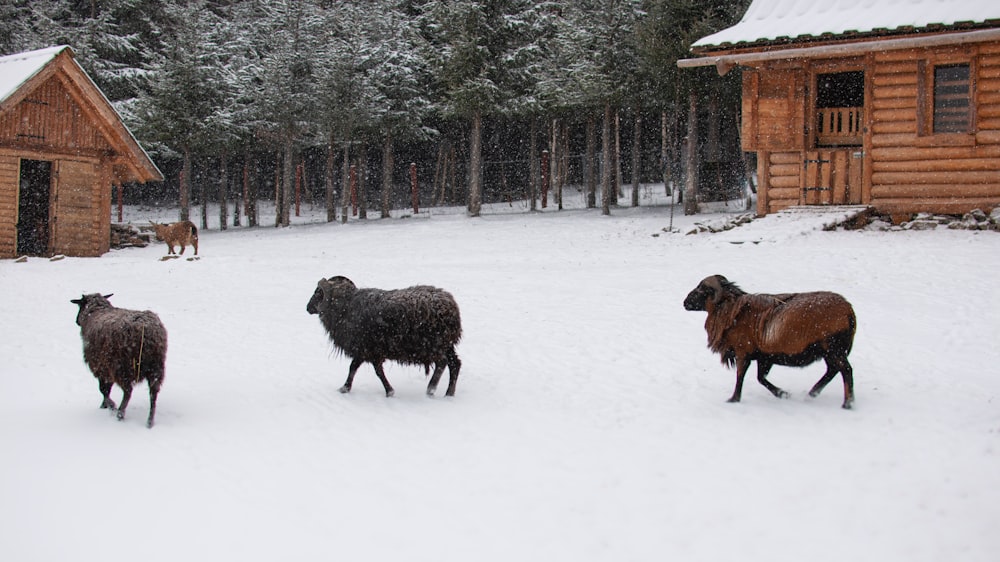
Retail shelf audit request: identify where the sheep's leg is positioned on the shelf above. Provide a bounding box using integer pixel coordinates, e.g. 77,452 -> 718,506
808,359 -> 839,398
756,360 -> 789,399
444,349 -> 461,397
839,358 -> 854,410
340,358 -> 364,393
371,361 -> 395,397
98,379 -> 116,410
117,383 -> 133,421
146,379 -> 161,428
426,363 -> 446,397
728,358 -> 751,403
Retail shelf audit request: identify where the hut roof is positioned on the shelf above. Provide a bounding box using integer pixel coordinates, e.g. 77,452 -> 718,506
692,0 -> 1000,52
0,45 -> 162,184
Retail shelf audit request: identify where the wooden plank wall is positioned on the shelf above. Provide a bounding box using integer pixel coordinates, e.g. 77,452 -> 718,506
869,43 -> 1000,215
0,74 -> 111,155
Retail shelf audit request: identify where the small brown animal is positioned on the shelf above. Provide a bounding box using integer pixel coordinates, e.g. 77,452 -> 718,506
684,275 -> 856,409
150,220 -> 198,256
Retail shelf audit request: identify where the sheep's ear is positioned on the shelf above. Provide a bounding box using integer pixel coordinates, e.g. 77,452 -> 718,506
103,293 -> 113,299
70,297 -> 83,305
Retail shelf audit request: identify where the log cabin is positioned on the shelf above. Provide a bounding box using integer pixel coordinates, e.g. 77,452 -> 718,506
0,46 -> 162,258
679,0 -> 1000,221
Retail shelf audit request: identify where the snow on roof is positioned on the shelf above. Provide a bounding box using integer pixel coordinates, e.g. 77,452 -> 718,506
0,45 -> 69,104
693,0 -> 1000,50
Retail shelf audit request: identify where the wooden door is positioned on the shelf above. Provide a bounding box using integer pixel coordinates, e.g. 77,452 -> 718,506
801,149 -> 863,205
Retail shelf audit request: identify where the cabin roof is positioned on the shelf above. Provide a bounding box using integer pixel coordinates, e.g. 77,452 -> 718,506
692,0 -> 1000,52
0,45 -> 162,183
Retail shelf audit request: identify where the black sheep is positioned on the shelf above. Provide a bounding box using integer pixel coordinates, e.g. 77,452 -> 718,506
307,276 -> 463,397
71,294 -> 167,427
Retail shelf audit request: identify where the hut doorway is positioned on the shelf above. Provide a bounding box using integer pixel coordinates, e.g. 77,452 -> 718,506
802,70 -> 865,205
17,159 -> 53,256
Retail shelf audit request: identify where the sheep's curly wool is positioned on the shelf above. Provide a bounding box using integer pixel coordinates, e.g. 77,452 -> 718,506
71,294 -> 166,427
307,276 -> 462,397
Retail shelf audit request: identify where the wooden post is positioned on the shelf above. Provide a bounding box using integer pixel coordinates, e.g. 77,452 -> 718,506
541,150 -> 550,209
410,162 -> 419,214
350,164 -> 358,217
116,184 -> 123,223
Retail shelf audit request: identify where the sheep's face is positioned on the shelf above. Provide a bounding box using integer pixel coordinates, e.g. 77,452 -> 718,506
683,276 -> 727,311
70,293 -> 113,325
306,276 -> 357,315
306,285 -> 326,315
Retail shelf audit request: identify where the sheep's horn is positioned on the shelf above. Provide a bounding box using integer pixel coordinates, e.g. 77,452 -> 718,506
706,275 -> 725,305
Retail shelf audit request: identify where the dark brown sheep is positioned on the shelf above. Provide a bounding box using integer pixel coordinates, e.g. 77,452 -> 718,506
307,276 -> 463,397
71,294 -> 167,427
683,275 -> 856,409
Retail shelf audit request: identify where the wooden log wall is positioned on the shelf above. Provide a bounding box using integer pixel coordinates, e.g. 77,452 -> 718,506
0,155 -> 18,256
868,43 -> 1000,216
748,40 -> 1000,217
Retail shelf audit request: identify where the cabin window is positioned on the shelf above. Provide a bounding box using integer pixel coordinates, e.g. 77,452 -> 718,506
815,71 -> 864,147
932,63 -> 971,133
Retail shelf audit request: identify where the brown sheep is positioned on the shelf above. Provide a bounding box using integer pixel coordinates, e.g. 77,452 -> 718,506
150,220 -> 198,256
683,275 -> 856,409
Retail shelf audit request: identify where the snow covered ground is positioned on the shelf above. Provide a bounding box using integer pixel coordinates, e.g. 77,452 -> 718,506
2,188 -> 998,562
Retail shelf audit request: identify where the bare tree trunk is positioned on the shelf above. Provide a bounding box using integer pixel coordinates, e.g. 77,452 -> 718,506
614,109 -> 622,200
585,114 -> 597,208
558,120 -> 568,210
180,145 -> 191,222
219,150 -> 228,231
274,155 -> 281,227
244,151 -> 258,227
661,110 -> 671,197
529,118 -> 538,211
632,112 -> 641,207
684,91 -> 700,215
468,111 -> 483,217
381,133 -> 394,218
201,162 -> 209,231
549,118 -> 558,209
281,142 -> 294,226
326,140 -> 336,222
601,102 -> 613,216
340,144 -> 350,223
357,142 -> 368,219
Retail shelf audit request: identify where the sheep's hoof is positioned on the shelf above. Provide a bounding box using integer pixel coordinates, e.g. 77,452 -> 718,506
842,401 -> 854,410
726,396 -> 741,403
776,390 -> 790,399
338,385 -> 351,394
385,389 -> 395,398
116,411 -> 125,421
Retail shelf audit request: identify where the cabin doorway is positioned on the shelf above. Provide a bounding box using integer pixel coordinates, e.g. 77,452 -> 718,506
803,70 -> 865,205
17,159 -> 53,256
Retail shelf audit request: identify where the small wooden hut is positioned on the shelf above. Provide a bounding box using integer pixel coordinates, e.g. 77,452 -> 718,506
679,0 -> 1000,220
0,46 -> 162,258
